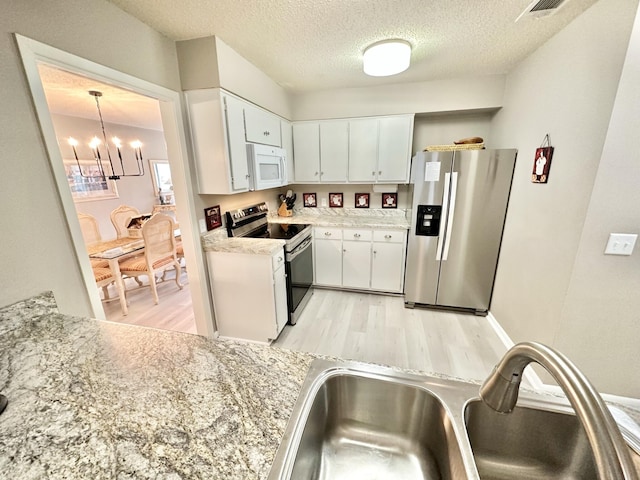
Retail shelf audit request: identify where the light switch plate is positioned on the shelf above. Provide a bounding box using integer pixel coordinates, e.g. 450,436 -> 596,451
604,233 -> 637,256
199,218 -> 207,233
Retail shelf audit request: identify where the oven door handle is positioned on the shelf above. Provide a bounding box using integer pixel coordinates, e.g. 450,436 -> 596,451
286,236 -> 312,261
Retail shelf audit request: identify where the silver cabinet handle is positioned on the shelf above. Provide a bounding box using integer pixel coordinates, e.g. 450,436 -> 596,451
354,233 -> 361,238
245,174 -> 250,178
343,249 -> 346,252
372,171 -> 375,176
384,234 -> 392,239
277,256 -> 283,263
379,170 -> 382,175
324,232 -> 332,236
314,171 -> 319,176
373,250 -> 377,255
321,171 -> 324,175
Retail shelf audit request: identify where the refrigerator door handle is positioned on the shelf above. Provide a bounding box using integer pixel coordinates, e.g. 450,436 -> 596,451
442,172 -> 458,261
435,172 -> 451,261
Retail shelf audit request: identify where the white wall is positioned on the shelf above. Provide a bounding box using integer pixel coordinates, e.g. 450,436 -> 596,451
51,114 -> 168,239
177,36 -> 292,119
489,0 -> 639,397
0,0 -> 181,316
291,75 -> 505,120
554,3 -> 640,398
412,112 -> 495,154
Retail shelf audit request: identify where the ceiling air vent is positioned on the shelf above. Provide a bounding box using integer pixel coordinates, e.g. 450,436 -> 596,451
516,0 -> 567,21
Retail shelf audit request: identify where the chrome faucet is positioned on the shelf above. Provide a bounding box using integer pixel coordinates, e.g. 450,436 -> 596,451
480,342 -> 638,480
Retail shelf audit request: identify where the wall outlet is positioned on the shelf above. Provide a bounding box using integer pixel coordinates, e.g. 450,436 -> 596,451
199,218 -> 207,233
321,197 -> 327,207
604,233 -> 637,256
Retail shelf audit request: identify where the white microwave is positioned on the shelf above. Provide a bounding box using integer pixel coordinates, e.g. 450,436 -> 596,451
247,143 -> 287,191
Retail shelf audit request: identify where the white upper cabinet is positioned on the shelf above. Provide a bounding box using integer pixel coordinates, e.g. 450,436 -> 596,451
350,115 -> 414,183
280,119 -> 294,184
293,120 -> 349,183
185,89 -> 250,194
293,122 -> 321,182
319,120 -> 349,182
244,103 -> 282,147
348,118 -> 379,182
377,115 -> 414,182
185,88 -> 290,194
293,114 -> 414,185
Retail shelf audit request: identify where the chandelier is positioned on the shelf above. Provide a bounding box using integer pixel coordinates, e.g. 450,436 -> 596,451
67,90 -> 144,180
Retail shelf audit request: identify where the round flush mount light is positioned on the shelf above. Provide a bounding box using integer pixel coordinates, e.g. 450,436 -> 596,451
363,39 -> 412,77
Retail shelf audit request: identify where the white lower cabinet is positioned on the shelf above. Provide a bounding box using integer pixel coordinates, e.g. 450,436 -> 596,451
314,227 -> 342,286
313,227 -> 407,293
206,248 -> 287,343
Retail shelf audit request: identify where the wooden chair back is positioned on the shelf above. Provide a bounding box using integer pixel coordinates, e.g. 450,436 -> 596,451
110,205 -> 140,239
78,212 -> 102,245
142,213 -> 177,266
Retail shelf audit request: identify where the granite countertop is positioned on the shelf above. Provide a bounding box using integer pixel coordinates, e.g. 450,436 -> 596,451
200,208 -> 409,256
202,233 -> 285,256
269,207 -> 410,230
1,293 -> 639,478
0,293 -> 314,479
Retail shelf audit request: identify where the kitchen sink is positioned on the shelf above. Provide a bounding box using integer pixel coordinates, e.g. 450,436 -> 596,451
268,359 -> 638,480
464,399 -> 597,479
268,360 -> 475,480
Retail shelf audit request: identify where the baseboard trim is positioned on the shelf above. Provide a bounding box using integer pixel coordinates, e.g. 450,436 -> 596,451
485,312 -> 640,410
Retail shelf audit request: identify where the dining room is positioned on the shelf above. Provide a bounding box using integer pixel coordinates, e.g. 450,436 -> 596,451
38,64 -> 197,335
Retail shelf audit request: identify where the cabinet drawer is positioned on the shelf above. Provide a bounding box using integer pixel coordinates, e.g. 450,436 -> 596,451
343,228 -> 372,241
314,227 -> 342,240
272,249 -> 286,271
373,230 -> 406,243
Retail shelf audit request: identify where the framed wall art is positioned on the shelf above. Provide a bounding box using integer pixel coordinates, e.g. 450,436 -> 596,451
382,193 -> 398,208
64,159 -> 119,202
532,135 -> 554,184
329,192 -> 343,208
204,205 -> 222,231
303,192 -> 317,207
355,193 -> 370,208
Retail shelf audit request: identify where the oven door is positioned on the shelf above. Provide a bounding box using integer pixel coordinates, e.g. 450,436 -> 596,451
285,235 -> 313,325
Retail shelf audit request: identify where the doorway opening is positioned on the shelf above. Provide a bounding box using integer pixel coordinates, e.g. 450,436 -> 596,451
16,34 -> 215,337
38,64 -> 196,334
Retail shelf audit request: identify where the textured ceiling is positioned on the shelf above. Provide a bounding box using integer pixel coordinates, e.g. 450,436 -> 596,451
39,64 -> 163,130
108,0 -> 598,92
40,0 -> 599,129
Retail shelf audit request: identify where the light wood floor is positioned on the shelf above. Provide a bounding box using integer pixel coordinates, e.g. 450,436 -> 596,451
274,288 -> 510,382
102,268 -> 197,335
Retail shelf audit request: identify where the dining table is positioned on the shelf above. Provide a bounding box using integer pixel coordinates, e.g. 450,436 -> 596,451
87,229 -> 181,316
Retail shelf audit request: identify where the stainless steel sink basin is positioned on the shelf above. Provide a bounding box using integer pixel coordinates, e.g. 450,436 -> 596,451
268,360 -> 473,479
465,399 -> 598,479
268,359 -> 638,480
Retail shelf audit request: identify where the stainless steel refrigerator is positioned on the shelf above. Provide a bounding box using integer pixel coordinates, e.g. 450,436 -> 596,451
404,149 -> 517,314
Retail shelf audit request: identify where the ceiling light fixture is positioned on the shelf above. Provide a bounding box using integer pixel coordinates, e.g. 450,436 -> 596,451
363,39 -> 411,77
67,90 -> 144,180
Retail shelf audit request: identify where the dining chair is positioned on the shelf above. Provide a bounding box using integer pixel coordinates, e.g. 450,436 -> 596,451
110,205 -> 141,239
78,212 -> 110,268
92,266 -> 114,301
118,213 -> 183,304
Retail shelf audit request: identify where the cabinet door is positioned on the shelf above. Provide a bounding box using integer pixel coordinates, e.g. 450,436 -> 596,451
348,118 -> 379,182
320,120 -> 349,182
342,240 -> 372,289
224,95 -> 251,191
293,123 -> 321,182
281,119 -> 294,184
273,264 -> 288,336
244,103 -> 282,147
371,242 -> 405,292
377,115 -> 413,183
314,239 -> 342,286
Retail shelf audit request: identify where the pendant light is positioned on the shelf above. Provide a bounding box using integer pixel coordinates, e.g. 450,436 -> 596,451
67,90 -> 144,180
